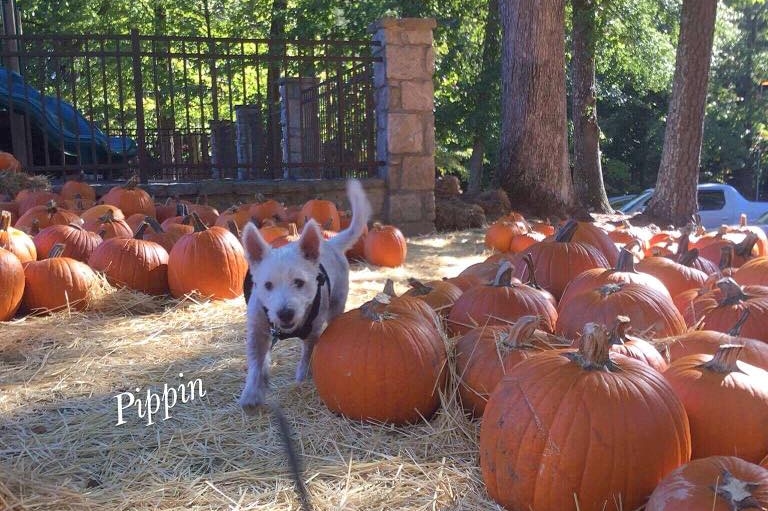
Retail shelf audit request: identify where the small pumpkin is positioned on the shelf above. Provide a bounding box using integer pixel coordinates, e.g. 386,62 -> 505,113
0,151 -> 21,172
0,247 -> 24,320
299,197 -> 340,231
139,216 -> 192,253
14,201 -> 81,233
84,209 -> 133,239
101,176 -> 156,218
403,277 -> 463,316
22,244 -> 97,313
0,210 -> 36,263
88,222 -> 170,295
80,204 -> 125,225
214,204 -> 252,231
59,176 -> 96,201
363,223 -> 407,268
168,213 -> 248,299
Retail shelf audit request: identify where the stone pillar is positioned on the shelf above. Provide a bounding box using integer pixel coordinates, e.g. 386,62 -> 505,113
370,18 -> 436,235
279,77 -> 319,179
235,104 -> 266,180
209,120 -> 237,179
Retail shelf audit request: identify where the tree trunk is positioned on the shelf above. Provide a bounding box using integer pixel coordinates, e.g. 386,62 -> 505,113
467,0 -> 500,196
644,0 -> 718,226
498,0 -> 574,217
571,0 -> 612,213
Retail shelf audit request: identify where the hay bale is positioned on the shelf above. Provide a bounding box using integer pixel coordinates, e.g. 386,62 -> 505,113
436,197 -> 486,231
435,175 -> 462,199
0,171 -> 51,200
465,188 -> 511,221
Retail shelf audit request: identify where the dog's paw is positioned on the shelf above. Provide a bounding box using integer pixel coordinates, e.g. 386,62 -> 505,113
239,387 -> 267,415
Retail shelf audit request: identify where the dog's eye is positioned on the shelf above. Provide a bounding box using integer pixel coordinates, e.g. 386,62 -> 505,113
294,279 -> 305,288
264,281 -> 273,291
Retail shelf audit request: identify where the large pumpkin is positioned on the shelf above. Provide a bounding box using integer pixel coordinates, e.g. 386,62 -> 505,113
80,204 -> 125,225
101,176 -> 156,218
15,201 -> 80,233
555,281 -> 686,339
0,210 -> 36,263
364,223 -> 407,268
454,316 -> 566,418
0,247 -> 24,320
447,262 -> 558,336
403,278 -> 462,316
311,293 -> 447,424
88,222 -> 170,296
83,209 -> 133,239
695,278 -> 768,342
646,456 -> 768,511
636,255 -> 709,299
33,223 -> 101,263
168,213 -> 248,299
566,219 -> 620,266
22,244 -> 97,313
513,219 -> 610,300
479,323 -> 691,511
735,256 -> 768,287
663,344 -> 768,463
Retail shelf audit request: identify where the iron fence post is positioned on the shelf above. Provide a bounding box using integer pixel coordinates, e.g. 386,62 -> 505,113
131,28 -> 148,183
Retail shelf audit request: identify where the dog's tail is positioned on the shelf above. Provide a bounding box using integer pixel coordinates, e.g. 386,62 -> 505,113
327,179 -> 371,253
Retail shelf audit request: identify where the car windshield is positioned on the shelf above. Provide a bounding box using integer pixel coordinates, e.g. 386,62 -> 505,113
619,190 -> 653,213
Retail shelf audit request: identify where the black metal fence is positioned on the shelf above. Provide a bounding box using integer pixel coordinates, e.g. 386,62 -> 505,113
0,31 -> 380,182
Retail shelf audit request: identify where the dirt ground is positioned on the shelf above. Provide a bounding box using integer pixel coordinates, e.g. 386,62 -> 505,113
0,229 -> 504,511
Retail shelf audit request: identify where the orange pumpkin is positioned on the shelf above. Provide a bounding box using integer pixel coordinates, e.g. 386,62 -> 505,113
249,197 -> 286,224
663,344 -> 768,463
695,278 -> 768,342
299,198 -> 340,231
167,213 -> 248,299
14,201 -> 81,233
183,195 -> 219,226
88,222 -> 170,296
0,151 -> 21,172
101,176 -> 156,218
139,217 -> 192,253
214,204 -> 252,231
363,223 -> 407,268
646,456 -> 768,511
16,190 -> 60,217
84,209 -> 133,239
0,210 -> 36,263
734,256 -> 768,287
22,244 -> 97,313
636,255 -> 709,299
403,278 -> 462,316
311,293 -> 447,424
33,223 -> 101,263
0,246 -> 24,320
59,177 -> 96,201
484,220 -> 528,252
479,323 -> 691,511
80,204 -> 125,225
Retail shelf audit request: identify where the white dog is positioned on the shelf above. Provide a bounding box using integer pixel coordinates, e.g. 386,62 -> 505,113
239,180 -> 371,410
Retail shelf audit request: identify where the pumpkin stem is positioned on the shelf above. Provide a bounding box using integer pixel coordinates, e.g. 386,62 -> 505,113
609,315 -> 632,345
675,232 -> 691,259
0,210 -> 11,231
496,315 -> 540,352
360,293 -> 393,321
322,218 -> 333,230
145,216 -> 165,233
713,469 -> 764,510
567,323 -> 616,371
227,220 -> 240,238
728,309 -> 750,337
615,248 -> 637,272
67,222 -> 84,231
716,277 -> 749,306
48,243 -> 66,258
554,219 -> 578,243
288,223 -> 298,237
30,218 -> 40,236
123,175 -> 139,190
521,253 -> 543,290
622,238 -> 643,254
98,209 -> 116,223
190,212 -> 208,232
382,279 -> 397,298
492,261 -> 514,287
46,200 -> 59,214
133,221 -> 150,239
407,278 -> 434,297
701,344 -> 744,373
739,214 -> 748,227
175,202 -> 189,217
719,245 -> 734,270
678,247 -> 701,268
734,232 -> 758,258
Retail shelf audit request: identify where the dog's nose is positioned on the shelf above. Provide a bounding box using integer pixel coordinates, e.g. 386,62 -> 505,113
277,308 -> 295,324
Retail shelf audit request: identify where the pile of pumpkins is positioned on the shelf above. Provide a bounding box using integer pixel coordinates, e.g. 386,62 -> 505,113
0,175 -> 407,320
309,212 -> 768,511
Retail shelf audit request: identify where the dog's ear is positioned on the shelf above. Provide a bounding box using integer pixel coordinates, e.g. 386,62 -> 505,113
299,220 -> 321,262
241,222 -> 271,265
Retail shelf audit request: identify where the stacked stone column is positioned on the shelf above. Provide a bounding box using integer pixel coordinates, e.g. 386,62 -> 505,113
370,18 -> 436,235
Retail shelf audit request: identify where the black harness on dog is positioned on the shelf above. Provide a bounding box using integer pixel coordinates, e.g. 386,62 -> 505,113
262,263 -> 331,346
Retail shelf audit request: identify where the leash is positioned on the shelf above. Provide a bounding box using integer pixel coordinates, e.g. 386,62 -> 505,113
267,401 -> 314,511
263,264 -> 331,346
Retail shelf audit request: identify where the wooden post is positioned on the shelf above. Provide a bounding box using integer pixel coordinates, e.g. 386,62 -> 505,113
2,0 -> 27,166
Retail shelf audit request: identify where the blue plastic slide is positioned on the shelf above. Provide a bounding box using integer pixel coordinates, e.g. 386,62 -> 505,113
0,67 -> 137,164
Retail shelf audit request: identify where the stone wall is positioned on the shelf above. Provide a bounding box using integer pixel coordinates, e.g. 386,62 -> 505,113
371,18 -> 437,236
91,179 -> 386,219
